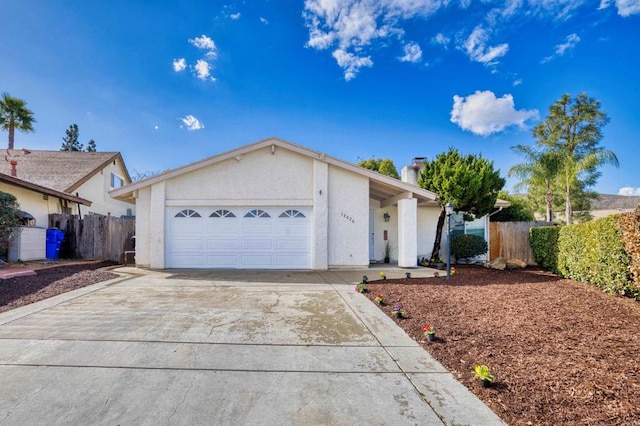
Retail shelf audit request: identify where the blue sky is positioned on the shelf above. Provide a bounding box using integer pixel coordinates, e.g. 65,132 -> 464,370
2,0 -> 639,195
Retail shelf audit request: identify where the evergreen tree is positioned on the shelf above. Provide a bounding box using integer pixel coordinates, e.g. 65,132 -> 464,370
417,148 -> 505,260
533,93 -> 618,224
61,124 -> 83,151
357,158 -> 400,179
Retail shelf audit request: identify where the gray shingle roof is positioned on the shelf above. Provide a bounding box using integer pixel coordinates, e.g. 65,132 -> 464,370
0,149 -> 121,192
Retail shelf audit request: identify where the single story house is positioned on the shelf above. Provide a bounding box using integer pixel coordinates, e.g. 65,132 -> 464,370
0,149 -> 134,228
111,137 -> 506,270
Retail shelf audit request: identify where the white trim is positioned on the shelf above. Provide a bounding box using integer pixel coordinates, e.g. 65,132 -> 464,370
165,199 -> 314,207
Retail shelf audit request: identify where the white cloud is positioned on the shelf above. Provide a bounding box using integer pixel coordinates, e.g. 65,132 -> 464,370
399,41 -> 422,62
189,34 -> 216,50
618,187 -> 640,196
260,17 -> 269,24
172,58 -> 187,72
513,78 -> 523,86
332,49 -> 373,81
230,12 -> 241,20
542,33 -> 580,63
303,0 -> 443,79
555,33 -> 580,55
450,90 -> 539,136
615,0 -> 640,16
194,60 -> 216,81
189,34 -> 218,59
598,0 -> 612,10
432,33 -> 450,48
180,115 -> 204,131
462,27 -> 509,65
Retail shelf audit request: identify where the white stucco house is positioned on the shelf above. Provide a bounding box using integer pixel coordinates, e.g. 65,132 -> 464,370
111,137 -> 506,270
0,149 -> 134,228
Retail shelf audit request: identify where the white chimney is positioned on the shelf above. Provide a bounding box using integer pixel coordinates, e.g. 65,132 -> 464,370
401,157 -> 425,184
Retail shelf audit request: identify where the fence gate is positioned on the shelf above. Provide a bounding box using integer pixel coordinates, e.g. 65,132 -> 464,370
49,214 -> 135,263
489,221 -> 552,265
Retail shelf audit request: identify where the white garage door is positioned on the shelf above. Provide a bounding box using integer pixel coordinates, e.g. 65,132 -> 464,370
166,207 -> 312,269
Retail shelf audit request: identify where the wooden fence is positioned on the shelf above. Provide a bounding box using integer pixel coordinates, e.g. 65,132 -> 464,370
489,221 -> 552,265
49,214 -> 135,263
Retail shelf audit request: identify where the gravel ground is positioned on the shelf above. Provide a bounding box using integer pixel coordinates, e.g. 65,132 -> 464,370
365,265 -> 640,425
0,261 -> 118,314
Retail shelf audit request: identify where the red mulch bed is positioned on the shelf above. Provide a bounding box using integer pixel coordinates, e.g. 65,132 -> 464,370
0,261 -> 118,314
365,265 -> 640,426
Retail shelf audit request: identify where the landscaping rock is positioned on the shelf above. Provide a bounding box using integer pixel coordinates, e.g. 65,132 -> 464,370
485,257 -> 507,270
506,258 -> 527,269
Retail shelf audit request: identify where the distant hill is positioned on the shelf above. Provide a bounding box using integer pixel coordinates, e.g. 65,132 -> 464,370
590,194 -> 640,210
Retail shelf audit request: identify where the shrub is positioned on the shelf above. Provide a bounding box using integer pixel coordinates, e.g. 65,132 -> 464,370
451,234 -> 488,261
557,215 -> 630,295
617,206 -> 640,296
529,226 -> 561,273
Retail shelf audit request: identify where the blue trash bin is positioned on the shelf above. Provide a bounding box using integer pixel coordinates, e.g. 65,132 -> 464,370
46,229 -> 65,260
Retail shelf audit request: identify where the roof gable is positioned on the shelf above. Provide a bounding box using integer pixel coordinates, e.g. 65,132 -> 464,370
110,137 -> 439,203
0,150 -> 129,193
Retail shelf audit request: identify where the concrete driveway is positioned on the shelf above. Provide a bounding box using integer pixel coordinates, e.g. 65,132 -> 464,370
0,267 -> 504,425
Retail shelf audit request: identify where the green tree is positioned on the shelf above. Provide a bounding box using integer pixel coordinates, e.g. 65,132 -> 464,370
417,148 -> 505,260
61,124 -> 83,151
0,191 -> 22,252
509,145 -> 562,222
0,93 -> 36,150
357,158 -> 399,179
489,191 -> 535,222
60,124 -> 97,152
533,93 -> 618,224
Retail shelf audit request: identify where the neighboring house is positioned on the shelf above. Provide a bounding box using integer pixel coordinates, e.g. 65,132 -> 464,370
0,149 -> 134,228
110,137 -> 505,270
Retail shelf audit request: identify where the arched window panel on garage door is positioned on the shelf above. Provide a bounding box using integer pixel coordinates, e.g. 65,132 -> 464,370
210,209 -> 236,218
279,209 -> 306,218
175,209 -> 201,218
244,209 -> 270,218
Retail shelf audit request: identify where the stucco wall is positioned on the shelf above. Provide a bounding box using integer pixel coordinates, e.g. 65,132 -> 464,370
134,186 -> 151,267
0,183 -> 67,227
77,159 -> 133,217
417,205 -> 440,261
164,147 -> 314,203
327,166 -> 369,267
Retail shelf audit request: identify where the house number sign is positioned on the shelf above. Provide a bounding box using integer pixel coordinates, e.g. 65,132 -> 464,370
341,212 -> 355,223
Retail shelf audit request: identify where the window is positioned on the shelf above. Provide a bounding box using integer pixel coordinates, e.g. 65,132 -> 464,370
111,173 -> 124,188
210,209 -> 236,218
244,209 -> 270,218
175,209 -> 201,218
279,209 -> 305,218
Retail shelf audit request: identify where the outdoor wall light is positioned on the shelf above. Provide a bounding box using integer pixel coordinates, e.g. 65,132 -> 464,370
383,212 -> 390,222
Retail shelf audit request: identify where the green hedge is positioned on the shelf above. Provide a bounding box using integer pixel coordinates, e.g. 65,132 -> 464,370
530,215 -> 634,298
529,226 -> 561,274
557,215 -> 630,295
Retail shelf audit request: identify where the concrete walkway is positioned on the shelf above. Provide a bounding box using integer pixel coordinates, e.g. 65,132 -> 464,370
0,267 -> 504,425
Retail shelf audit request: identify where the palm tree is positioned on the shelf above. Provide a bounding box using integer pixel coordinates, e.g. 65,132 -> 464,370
0,93 -> 36,150
533,93 -> 618,224
509,145 -> 561,222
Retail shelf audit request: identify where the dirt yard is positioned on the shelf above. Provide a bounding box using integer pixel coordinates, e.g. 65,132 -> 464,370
365,265 -> 640,425
0,261 -> 118,314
